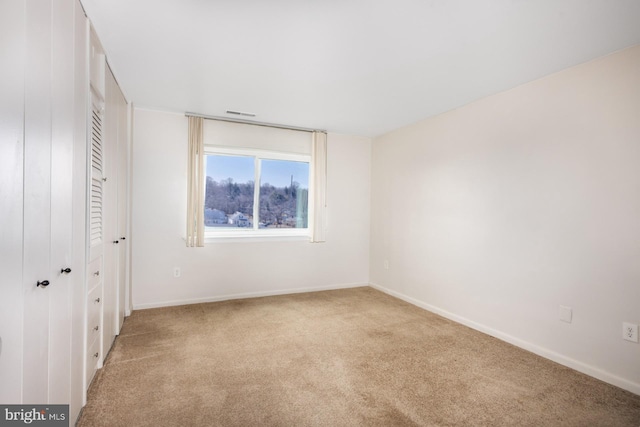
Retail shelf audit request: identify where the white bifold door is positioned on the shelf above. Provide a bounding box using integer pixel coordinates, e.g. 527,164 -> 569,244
102,66 -> 128,358
86,30 -> 129,390
17,0 -> 86,415
22,0 -> 75,404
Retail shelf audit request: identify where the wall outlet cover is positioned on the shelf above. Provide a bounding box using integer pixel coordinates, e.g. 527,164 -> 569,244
559,305 -> 572,323
622,322 -> 638,343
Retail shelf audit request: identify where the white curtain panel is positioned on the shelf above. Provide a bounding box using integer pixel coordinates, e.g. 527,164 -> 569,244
186,116 -> 205,247
311,131 -> 327,242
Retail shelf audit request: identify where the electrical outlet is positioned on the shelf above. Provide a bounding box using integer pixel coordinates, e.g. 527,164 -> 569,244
383,260 -> 389,270
173,267 -> 181,278
622,322 -> 638,343
559,305 -> 572,323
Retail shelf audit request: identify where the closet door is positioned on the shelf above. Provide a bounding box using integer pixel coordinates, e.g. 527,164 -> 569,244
103,67 -> 120,355
102,67 -> 128,353
86,89 -> 105,387
70,2 -> 89,417
22,1 -> 53,403
1,0 -> 88,415
86,26 -> 106,390
116,87 -> 129,331
22,0 -> 77,404
49,0 -> 75,404
0,0 -> 25,404
102,66 -> 129,346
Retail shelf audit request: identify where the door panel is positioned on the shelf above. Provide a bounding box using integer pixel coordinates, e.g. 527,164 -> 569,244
0,0 -> 26,404
102,68 -> 119,356
89,92 -> 105,263
70,4 -> 88,417
116,86 -> 128,331
49,0 -> 75,404
22,0 -> 52,404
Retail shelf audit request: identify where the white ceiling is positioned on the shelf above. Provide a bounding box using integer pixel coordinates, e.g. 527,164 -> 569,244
81,0 -> 640,137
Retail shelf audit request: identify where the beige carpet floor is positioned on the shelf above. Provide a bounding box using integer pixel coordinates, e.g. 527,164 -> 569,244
77,287 -> 640,426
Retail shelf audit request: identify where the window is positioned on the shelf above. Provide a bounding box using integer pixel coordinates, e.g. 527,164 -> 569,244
204,147 -> 310,238
186,118 -> 325,244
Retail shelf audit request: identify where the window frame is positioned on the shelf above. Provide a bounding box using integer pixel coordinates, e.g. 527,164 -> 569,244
203,145 -> 312,240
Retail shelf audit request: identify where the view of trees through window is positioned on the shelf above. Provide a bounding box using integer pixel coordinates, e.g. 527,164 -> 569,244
204,154 -> 309,230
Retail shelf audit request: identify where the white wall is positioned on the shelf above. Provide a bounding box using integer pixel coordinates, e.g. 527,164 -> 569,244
370,45 -> 640,394
131,109 -> 371,308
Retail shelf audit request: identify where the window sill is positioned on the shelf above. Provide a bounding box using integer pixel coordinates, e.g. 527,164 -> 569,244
204,230 -> 310,244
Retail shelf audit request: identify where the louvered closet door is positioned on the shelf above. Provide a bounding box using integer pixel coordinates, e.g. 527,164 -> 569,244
89,93 -> 105,262
87,89 -> 105,386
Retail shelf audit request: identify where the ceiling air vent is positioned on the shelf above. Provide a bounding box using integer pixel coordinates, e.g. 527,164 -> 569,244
226,110 -> 256,117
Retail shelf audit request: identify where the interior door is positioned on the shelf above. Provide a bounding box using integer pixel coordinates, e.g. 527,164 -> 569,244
116,88 -> 128,331
88,28 -> 106,381
102,67 -> 119,355
0,0 -> 26,404
70,2 -> 89,418
48,0 -> 75,404
22,0 -> 52,404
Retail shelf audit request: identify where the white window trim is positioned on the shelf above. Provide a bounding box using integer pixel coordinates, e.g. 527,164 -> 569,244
206,145 -> 309,162
203,145 -> 312,240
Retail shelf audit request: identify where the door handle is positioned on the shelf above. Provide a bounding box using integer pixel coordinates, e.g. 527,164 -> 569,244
120,237 -> 126,240
37,280 -> 50,288
113,240 -> 120,244
61,268 -> 72,274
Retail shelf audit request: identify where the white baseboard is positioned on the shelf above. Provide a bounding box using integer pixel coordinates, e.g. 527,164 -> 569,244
133,282 -> 368,311
369,282 -> 640,396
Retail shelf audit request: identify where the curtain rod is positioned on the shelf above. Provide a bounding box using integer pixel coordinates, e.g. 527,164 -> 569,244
185,112 -> 326,134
